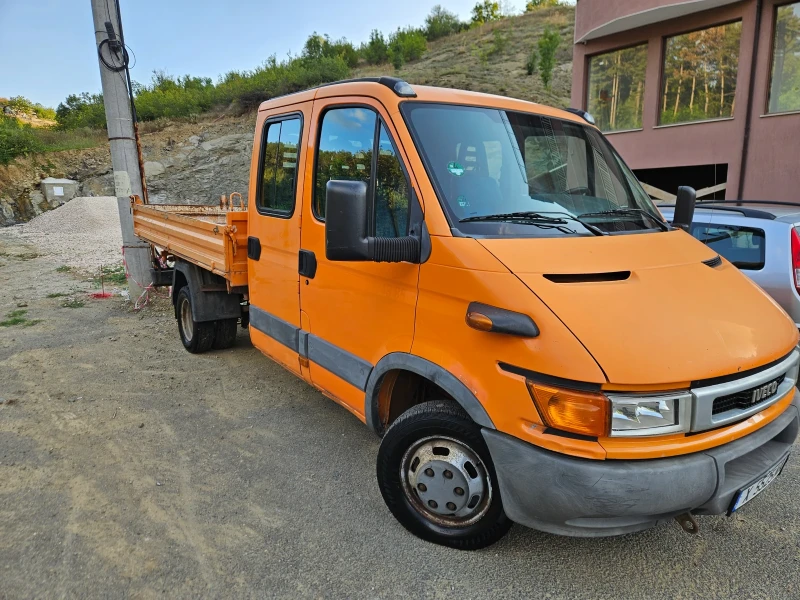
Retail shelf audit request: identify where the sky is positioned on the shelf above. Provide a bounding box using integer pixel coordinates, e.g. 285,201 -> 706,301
0,0 -> 530,108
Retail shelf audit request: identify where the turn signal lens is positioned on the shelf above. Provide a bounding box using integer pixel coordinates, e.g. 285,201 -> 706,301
466,310 -> 493,332
527,382 -> 609,437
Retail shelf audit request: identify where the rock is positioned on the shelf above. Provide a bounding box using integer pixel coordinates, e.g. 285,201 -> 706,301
143,161 -> 166,177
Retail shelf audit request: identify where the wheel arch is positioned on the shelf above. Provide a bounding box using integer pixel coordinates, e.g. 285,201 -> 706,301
364,353 -> 495,436
171,260 -> 241,322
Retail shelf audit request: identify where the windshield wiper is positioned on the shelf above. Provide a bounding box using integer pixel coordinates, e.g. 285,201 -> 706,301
580,208 -> 670,232
459,211 -> 605,236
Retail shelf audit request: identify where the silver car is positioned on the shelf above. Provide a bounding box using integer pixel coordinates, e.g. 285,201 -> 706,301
659,202 -> 800,328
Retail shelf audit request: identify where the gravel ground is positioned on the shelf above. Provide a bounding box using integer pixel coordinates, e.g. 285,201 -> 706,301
8,196 -> 122,273
1,229 -> 800,599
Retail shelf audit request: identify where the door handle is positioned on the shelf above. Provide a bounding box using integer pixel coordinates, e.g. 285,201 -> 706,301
247,236 -> 261,261
299,249 -> 317,279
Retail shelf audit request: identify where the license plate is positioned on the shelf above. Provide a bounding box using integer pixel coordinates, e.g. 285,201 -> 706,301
730,455 -> 789,513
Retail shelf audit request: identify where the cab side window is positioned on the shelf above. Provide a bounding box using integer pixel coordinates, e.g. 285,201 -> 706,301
375,123 -> 409,237
259,117 -> 301,214
315,107 -> 410,237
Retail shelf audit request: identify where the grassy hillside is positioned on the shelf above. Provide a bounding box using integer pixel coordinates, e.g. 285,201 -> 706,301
354,5 -> 574,107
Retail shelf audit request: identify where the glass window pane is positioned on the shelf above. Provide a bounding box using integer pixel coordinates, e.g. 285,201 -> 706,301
272,118 -> 300,212
690,223 -> 765,270
769,2 -> 800,114
660,21 -> 742,125
375,124 -> 409,238
587,44 -> 648,132
314,107 -> 377,220
259,122 -> 281,211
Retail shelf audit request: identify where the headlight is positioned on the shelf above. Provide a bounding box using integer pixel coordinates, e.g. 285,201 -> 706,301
607,393 -> 691,437
528,380 -> 691,438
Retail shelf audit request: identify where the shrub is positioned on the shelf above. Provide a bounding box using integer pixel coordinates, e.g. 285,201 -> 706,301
525,0 -> 559,10
362,30 -> 389,65
537,26 -> 560,89
526,46 -> 538,76
0,115 -> 43,164
471,1 -> 501,25
424,5 -> 464,41
388,27 -> 427,70
56,92 -> 106,130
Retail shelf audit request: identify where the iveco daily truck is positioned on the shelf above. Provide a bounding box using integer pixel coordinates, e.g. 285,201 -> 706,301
132,78 -> 800,549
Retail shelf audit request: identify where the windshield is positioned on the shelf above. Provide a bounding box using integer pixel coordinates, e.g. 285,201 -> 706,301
402,103 -> 666,237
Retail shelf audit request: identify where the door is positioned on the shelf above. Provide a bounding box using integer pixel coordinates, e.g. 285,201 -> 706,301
247,106 -> 310,376
299,99 -> 420,419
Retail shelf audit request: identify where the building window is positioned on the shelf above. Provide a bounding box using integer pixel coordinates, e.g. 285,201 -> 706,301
586,44 -> 648,132
660,21 -> 742,125
768,2 -> 800,114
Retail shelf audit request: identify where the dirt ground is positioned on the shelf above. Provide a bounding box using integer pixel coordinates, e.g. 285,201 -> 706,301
2,229 -> 800,600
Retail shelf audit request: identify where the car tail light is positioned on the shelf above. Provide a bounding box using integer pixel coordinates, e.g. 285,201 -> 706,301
791,227 -> 800,294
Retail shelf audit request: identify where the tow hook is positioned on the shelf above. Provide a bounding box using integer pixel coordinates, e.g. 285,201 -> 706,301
675,512 -> 699,534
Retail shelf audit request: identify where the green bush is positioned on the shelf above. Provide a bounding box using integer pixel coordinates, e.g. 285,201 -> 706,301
424,5 -> 465,41
525,0 -> 559,10
537,26 -> 561,89
388,27 -> 427,70
0,115 -> 43,164
302,33 -> 359,68
362,30 -> 389,65
526,46 -> 538,76
5,96 -> 57,121
471,1 -> 501,25
56,92 -> 106,130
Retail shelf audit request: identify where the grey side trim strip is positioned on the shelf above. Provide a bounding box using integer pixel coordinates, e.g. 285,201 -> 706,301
249,305 -> 299,351
298,331 -> 309,359
307,335 -> 373,391
364,353 -> 495,436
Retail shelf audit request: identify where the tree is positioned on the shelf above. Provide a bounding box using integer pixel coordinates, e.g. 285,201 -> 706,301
537,26 -> 560,89
424,5 -> 464,41
471,1 -> 501,26
388,28 -> 427,70
362,30 -> 389,65
525,0 -> 558,11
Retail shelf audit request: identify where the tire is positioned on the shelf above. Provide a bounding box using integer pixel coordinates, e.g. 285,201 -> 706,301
212,318 -> 238,350
175,287 -> 214,354
376,400 -> 512,550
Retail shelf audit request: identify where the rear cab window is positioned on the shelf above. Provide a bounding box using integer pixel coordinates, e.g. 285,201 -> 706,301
691,223 -> 766,270
258,115 -> 302,216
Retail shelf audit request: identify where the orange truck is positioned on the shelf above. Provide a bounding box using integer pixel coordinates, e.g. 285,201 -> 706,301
132,78 -> 800,549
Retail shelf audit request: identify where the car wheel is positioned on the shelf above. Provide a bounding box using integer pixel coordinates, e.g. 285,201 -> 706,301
376,400 -> 512,550
212,318 -> 238,350
176,287 -> 214,354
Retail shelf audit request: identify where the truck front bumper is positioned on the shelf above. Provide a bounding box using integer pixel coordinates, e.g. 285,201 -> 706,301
483,392 -> 799,537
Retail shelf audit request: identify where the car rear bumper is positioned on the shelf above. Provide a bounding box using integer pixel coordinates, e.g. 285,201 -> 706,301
483,392 -> 799,537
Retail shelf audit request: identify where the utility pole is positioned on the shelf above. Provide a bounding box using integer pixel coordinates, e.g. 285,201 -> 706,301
91,0 -> 151,299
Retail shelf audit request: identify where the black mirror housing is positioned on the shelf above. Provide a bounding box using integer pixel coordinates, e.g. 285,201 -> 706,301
325,180 -> 421,263
325,180 -> 371,261
672,186 -> 696,232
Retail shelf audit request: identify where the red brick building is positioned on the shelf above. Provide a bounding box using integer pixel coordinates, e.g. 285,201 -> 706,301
571,0 -> 800,201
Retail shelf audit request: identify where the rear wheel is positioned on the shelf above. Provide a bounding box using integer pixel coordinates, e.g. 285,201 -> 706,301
176,287 -> 214,354
376,400 -> 512,550
212,318 -> 238,350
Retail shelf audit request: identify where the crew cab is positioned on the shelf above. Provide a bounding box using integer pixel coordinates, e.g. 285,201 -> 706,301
132,78 -> 800,549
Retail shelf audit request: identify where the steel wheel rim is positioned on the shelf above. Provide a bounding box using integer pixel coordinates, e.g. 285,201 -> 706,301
400,435 -> 492,527
180,297 -> 193,343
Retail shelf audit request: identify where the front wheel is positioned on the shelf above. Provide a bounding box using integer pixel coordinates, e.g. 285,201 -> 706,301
376,400 -> 512,550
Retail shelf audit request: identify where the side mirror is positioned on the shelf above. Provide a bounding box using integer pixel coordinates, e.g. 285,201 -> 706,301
325,180 -> 421,263
672,186 -> 696,232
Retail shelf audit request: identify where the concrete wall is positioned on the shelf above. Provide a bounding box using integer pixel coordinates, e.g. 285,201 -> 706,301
571,0 -> 800,201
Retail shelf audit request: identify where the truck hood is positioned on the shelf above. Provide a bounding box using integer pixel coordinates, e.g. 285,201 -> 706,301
479,231 -> 799,385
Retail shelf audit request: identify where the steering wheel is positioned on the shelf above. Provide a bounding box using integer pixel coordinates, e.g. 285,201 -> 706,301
564,186 -> 592,196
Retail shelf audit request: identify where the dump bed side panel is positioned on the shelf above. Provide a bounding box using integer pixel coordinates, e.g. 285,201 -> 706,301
132,204 -> 248,288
